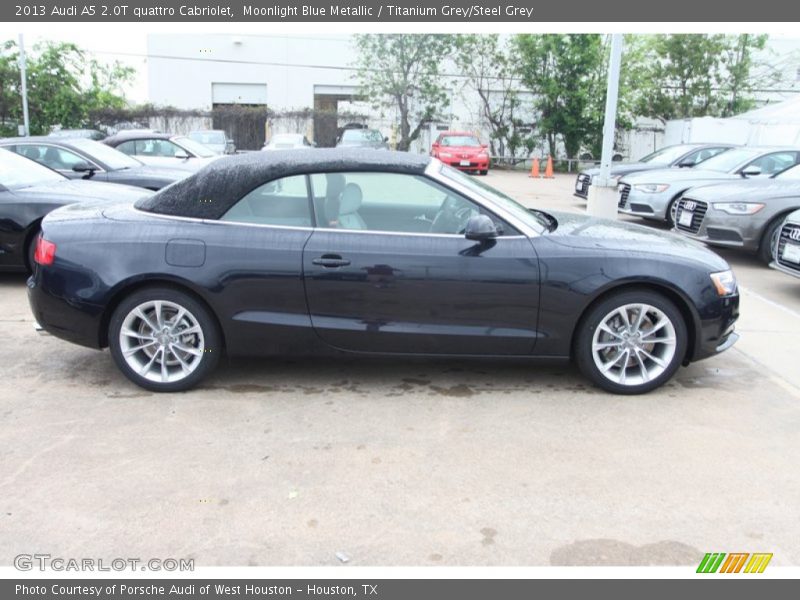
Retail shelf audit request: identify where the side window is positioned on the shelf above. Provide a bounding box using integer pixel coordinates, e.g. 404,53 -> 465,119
22,145 -> 87,171
686,147 -> 728,165
308,171 -> 509,235
748,152 -> 799,175
137,139 -> 182,157
220,174 -> 311,228
115,141 -> 137,155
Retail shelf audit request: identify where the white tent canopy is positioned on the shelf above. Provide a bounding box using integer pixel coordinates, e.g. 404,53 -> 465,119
664,95 -> 800,147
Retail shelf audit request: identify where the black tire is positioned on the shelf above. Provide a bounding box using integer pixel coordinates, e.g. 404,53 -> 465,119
757,216 -> 785,265
574,289 -> 688,394
108,287 -> 221,392
666,196 -> 683,227
25,226 -> 40,274
480,170 -> 488,176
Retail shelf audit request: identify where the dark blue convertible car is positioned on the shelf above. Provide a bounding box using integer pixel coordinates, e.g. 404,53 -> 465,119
28,150 -> 739,394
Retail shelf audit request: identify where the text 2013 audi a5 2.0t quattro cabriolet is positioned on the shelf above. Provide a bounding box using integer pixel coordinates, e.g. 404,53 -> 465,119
28,149 -> 740,394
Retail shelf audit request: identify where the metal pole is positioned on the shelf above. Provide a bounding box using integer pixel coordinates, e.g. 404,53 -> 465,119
18,34 -> 30,137
596,34 -> 623,187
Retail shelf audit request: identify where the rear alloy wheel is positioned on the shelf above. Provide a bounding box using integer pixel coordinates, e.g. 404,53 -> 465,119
575,290 -> 687,394
109,288 -> 220,392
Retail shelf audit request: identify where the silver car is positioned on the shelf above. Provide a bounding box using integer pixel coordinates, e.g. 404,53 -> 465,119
618,147 -> 800,225
673,164 -> 800,263
262,133 -> 315,151
771,208 -> 800,278
574,143 -> 734,200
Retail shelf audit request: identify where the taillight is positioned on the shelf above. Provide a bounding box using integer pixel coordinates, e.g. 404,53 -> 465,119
33,236 -> 56,266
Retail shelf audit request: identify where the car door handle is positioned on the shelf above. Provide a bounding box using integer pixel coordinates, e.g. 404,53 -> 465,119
312,254 -> 351,268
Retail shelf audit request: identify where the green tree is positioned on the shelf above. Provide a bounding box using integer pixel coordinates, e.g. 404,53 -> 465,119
452,34 -> 529,159
514,34 -> 604,159
0,40 -> 133,135
629,34 -> 773,121
353,34 -> 453,151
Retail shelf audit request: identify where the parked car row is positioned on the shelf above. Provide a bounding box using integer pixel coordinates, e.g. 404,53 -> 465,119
576,144 -> 800,278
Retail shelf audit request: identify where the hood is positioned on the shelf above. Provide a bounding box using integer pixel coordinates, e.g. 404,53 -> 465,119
438,146 -> 486,154
337,140 -> 388,150
546,210 -> 729,271
683,178 -> 800,203
621,167 -> 735,185
126,164 -> 195,179
582,161 -> 670,178
13,179 -> 152,203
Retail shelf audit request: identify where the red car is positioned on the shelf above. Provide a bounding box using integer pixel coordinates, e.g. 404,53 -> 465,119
430,131 -> 490,175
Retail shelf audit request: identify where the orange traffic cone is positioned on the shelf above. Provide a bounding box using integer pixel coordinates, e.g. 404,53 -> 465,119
528,157 -> 540,178
544,156 -> 554,179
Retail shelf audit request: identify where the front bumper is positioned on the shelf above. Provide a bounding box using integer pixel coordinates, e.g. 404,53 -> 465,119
439,158 -> 489,173
673,199 -> 765,252
692,293 -> 739,362
617,184 -> 672,220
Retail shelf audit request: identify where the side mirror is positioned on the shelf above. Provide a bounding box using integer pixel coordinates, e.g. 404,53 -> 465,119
464,214 -> 498,242
741,165 -> 762,178
174,150 -> 190,159
677,159 -> 695,168
72,161 -> 97,178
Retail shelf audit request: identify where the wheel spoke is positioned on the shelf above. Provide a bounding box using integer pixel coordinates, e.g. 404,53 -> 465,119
176,324 -> 201,336
616,307 -> 631,328
121,328 -> 154,341
639,348 -> 667,368
599,323 -> 623,339
170,308 -> 186,332
600,349 -> 627,373
139,347 -> 161,376
173,342 -> 202,357
634,349 -> 649,382
593,340 -> 622,351
640,319 -> 669,339
171,347 -> 192,374
123,340 -> 157,357
631,305 -> 646,333
153,301 -> 164,329
618,351 -> 630,384
133,308 -> 157,332
160,349 -> 169,382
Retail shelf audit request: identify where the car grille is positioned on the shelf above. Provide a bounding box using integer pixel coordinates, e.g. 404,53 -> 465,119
618,183 -> 631,209
576,174 -> 590,195
776,222 -> 800,271
674,198 -> 708,234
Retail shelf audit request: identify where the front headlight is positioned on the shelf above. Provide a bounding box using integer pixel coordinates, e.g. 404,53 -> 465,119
710,270 -> 737,297
439,152 -> 452,158
634,183 -> 670,193
712,202 -> 765,215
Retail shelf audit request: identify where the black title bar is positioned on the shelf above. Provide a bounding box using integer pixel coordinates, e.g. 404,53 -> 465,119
5,0 -> 800,22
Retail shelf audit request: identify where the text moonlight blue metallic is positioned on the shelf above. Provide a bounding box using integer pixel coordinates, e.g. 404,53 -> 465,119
28,149 -> 739,394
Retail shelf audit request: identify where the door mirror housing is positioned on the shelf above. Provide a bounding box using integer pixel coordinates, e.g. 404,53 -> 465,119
741,165 -> 762,177
677,159 -> 695,168
72,161 -> 97,178
174,150 -> 190,159
465,214 -> 499,242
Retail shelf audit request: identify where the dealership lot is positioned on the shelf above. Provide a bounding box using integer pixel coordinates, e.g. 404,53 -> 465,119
1,171 -> 799,567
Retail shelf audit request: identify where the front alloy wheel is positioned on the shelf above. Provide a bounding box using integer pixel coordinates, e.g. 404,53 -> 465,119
109,288 -> 220,392
576,290 -> 687,394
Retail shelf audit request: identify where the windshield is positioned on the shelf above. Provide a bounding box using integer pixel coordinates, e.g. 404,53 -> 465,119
777,164 -> 800,180
0,148 -> 65,189
174,136 -> 217,158
439,163 -> 547,234
440,135 -> 481,147
696,148 -> 762,173
639,145 -> 696,164
189,131 -> 225,145
69,138 -> 142,170
342,129 -> 383,142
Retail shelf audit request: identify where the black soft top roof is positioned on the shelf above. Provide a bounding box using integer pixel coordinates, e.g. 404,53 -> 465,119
135,148 -> 431,219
